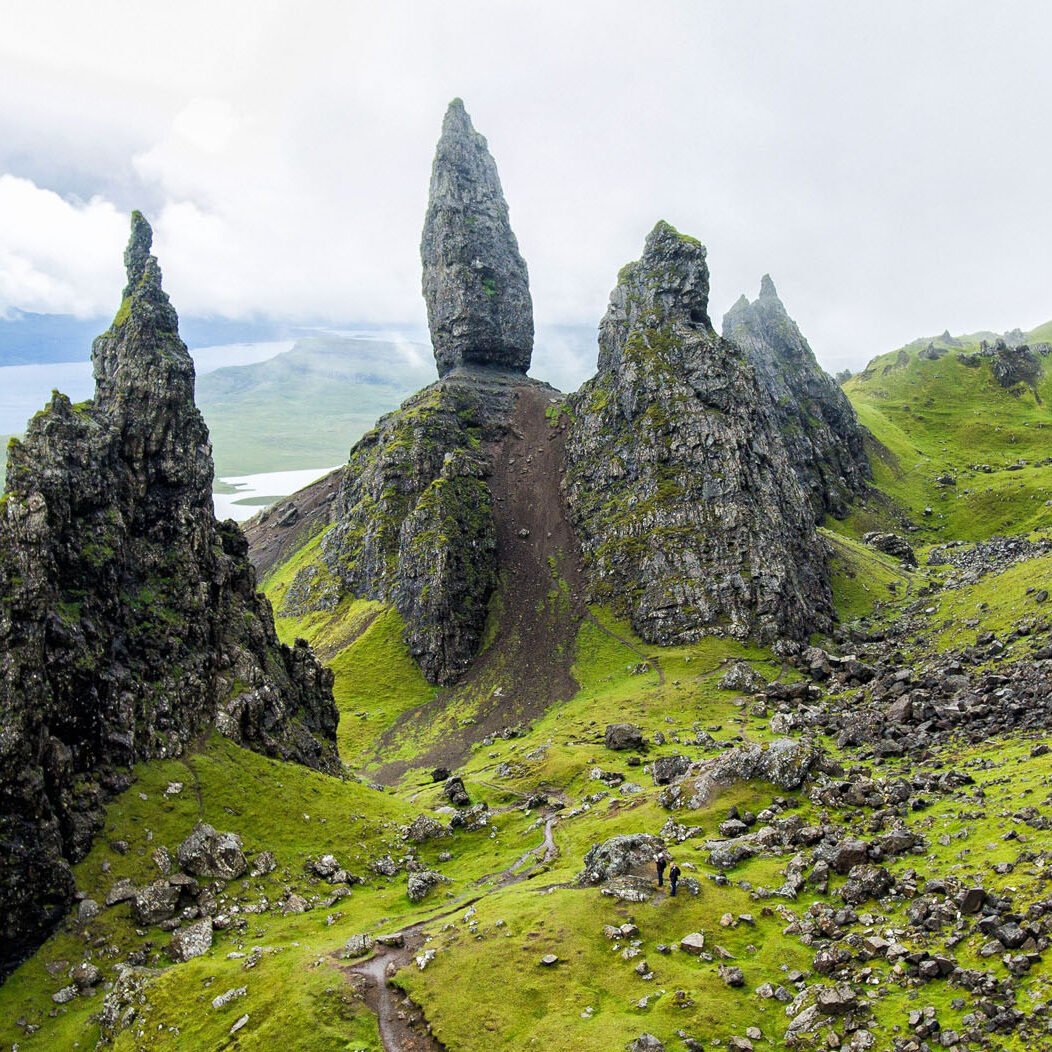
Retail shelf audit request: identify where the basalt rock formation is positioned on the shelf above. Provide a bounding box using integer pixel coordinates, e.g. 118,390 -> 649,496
421,98 -> 534,377
564,222 -> 833,645
0,214 -> 339,976
303,102 -> 547,685
722,275 -> 870,518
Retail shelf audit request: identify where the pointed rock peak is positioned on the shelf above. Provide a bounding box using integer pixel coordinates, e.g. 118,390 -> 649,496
108,210 -> 178,338
618,220 -> 710,327
123,210 -> 153,294
422,99 -> 533,377
759,273 -> 779,300
442,96 -> 471,133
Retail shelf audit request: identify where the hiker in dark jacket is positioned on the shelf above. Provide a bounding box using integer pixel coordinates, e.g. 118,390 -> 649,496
655,850 -> 668,887
669,861 -> 681,897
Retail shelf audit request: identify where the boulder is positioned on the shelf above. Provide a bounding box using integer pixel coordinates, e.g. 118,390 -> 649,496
405,814 -> 449,843
862,532 -> 917,567
132,882 -> 181,926
651,755 -> 692,785
680,932 -> 706,955
168,918 -> 213,963
407,870 -> 449,903
577,834 -> 664,885
605,723 -> 645,751
444,776 -> 471,807
177,824 -> 247,881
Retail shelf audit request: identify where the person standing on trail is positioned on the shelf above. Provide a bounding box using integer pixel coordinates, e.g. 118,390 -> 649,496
655,849 -> 668,887
669,860 -> 681,897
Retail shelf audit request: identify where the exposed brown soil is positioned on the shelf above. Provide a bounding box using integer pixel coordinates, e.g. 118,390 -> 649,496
370,383 -> 588,782
242,466 -> 345,578
343,929 -> 446,1052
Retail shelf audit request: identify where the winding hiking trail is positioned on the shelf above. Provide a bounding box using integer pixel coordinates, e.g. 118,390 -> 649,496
339,809 -> 562,1051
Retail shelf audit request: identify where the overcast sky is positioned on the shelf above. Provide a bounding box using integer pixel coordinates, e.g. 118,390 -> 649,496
2,0 -> 1051,375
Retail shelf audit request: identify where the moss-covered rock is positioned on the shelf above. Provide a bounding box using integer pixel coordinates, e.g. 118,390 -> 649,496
565,221 -> 834,646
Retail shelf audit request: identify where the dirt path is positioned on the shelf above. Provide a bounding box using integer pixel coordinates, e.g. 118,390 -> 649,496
340,808 -> 562,1051
371,384 -> 589,782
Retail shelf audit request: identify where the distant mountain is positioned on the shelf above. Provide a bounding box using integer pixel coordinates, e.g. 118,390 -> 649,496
0,310 -> 331,366
196,334 -> 436,477
0,311 -> 106,365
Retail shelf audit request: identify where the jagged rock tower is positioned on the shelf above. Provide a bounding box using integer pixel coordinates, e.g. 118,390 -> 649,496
421,98 -> 534,376
312,100 -> 546,685
722,276 -> 870,518
0,214 -> 339,976
565,222 -> 834,644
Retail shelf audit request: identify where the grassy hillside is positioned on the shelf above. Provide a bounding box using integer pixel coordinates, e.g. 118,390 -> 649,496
196,336 -> 435,477
841,321 -> 1052,541
4,321 -> 1052,1050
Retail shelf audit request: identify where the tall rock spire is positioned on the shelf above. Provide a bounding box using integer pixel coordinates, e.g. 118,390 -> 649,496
421,99 -> 534,377
565,221 -> 833,646
722,276 -> 870,518
0,212 -> 339,977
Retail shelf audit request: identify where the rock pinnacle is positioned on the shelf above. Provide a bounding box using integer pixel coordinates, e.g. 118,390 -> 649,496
421,99 -> 534,377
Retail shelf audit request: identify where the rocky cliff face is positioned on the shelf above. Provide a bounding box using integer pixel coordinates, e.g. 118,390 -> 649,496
721,276 -> 870,519
565,222 -> 833,645
421,98 -> 533,377
0,214 -> 339,976
313,374 -> 516,684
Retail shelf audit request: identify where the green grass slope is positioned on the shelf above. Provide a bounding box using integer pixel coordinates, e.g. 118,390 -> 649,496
6,579 -> 1048,1050
842,322 -> 1052,541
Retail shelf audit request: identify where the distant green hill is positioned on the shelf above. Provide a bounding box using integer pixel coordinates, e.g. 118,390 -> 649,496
842,320 -> 1052,540
196,335 -> 435,478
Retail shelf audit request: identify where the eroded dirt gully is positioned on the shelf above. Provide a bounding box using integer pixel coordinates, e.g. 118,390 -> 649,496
372,382 -> 590,781
339,809 -> 563,1052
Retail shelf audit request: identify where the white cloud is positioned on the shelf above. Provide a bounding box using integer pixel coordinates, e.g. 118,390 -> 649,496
0,175 -> 125,317
2,1 -> 1052,372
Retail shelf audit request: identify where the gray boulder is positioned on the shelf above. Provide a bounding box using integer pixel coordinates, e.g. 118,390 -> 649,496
168,917 -> 213,962
605,723 -> 645,751
577,834 -> 664,885
862,532 -> 917,567
177,824 -> 247,881
627,1036 -> 665,1052
405,814 -> 448,843
132,882 -> 181,926
407,870 -> 450,903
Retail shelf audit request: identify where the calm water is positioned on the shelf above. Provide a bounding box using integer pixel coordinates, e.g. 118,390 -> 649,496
213,466 -> 339,522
